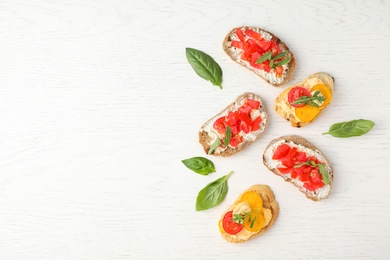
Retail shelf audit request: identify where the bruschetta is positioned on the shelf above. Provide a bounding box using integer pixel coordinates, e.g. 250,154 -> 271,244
218,184 -> 279,243
263,135 -> 333,201
223,26 -> 295,86
274,72 -> 334,127
199,92 -> 268,156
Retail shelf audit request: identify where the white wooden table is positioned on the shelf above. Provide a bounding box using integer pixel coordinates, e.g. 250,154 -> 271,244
0,0 -> 389,259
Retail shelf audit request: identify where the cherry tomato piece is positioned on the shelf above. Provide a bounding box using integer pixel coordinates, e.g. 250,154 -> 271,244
245,99 -> 261,109
213,117 -> 226,134
288,86 -> 312,108
251,116 -> 262,131
272,144 -> 291,159
236,28 -> 245,42
244,29 -> 262,40
222,211 -> 243,235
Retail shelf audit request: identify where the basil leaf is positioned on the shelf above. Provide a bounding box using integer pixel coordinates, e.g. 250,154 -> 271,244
186,48 -> 223,89
196,171 -> 233,211
273,55 -> 290,67
323,119 -> 375,138
317,164 -> 330,185
272,51 -> 288,61
256,51 -> 272,64
223,126 -> 231,146
208,138 -> 221,155
181,157 -> 215,175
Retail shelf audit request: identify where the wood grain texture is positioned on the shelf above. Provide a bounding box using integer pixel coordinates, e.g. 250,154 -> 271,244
0,0 -> 389,259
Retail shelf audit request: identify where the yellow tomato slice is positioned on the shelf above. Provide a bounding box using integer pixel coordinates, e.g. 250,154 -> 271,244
310,84 -> 332,108
295,105 -> 320,122
244,210 -> 265,232
240,191 -> 263,210
240,191 -> 264,232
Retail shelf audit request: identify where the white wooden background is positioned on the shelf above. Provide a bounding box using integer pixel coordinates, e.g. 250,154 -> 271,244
0,0 -> 389,259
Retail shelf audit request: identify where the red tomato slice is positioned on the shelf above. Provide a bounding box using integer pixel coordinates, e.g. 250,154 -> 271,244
288,87 -> 312,108
227,111 -> 240,127
270,41 -> 281,55
294,152 -> 307,163
309,168 -> 323,184
303,182 -> 315,192
275,66 -> 284,75
236,28 -> 245,42
251,116 -> 262,131
222,211 -> 243,235
240,122 -> 250,134
239,105 -> 252,114
311,181 -> 325,190
244,29 -> 262,40
250,52 -> 263,69
231,40 -> 244,49
230,135 -> 242,147
290,168 -> 298,179
278,167 -> 291,174
259,60 -> 271,72
298,172 -> 310,182
213,116 -> 226,134
257,40 -> 272,52
239,112 -> 252,126
241,52 -> 251,62
245,99 -> 260,109
283,147 -> 297,160
272,144 -> 291,159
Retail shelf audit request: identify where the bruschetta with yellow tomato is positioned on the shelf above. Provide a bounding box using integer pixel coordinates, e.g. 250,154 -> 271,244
218,184 -> 279,243
274,72 -> 334,127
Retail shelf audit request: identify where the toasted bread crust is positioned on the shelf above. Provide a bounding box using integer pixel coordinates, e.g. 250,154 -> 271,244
274,72 -> 334,127
223,26 -> 295,86
263,135 -> 333,201
199,92 -> 268,157
219,184 -> 279,243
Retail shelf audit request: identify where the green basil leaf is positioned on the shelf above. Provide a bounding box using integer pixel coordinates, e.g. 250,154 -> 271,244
256,51 -> 272,64
317,164 -> 330,185
196,171 -> 233,211
272,51 -> 288,61
223,126 -> 231,146
181,157 -> 215,175
322,119 -> 375,138
186,48 -> 223,89
273,55 -> 290,67
208,138 -> 221,155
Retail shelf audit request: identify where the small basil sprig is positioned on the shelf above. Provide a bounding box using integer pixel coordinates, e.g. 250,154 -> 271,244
181,157 -> 215,175
196,171 -> 233,211
256,51 -> 290,69
322,119 -> 375,138
208,126 -> 231,155
233,209 -> 259,228
186,47 -> 223,89
294,161 -> 330,185
292,90 -> 325,108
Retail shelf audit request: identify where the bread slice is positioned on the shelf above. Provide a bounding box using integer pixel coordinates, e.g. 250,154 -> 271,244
218,184 -> 279,243
274,72 -> 334,127
199,92 -> 268,156
223,26 -> 295,86
263,135 -> 333,201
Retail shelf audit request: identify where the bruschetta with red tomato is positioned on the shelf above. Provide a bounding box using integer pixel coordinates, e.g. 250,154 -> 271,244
199,93 -> 268,156
218,184 -> 279,243
263,135 -> 333,201
274,72 -> 334,127
223,26 -> 295,86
